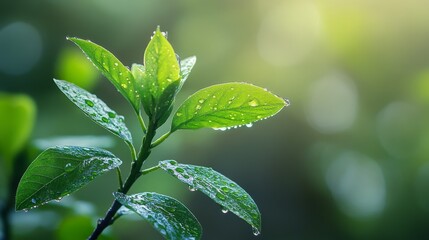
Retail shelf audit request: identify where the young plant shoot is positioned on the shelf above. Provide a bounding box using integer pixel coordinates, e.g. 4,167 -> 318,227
15,27 -> 288,240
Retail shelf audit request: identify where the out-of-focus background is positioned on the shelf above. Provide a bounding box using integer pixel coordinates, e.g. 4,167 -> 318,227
1,0 -> 429,239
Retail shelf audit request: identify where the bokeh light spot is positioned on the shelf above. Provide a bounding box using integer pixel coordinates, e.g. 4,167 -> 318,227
305,72 -> 358,134
325,151 -> 386,218
376,101 -> 422,158
0,22 -> 42,76
55,48 -> 99,90
257,0 -> 322,66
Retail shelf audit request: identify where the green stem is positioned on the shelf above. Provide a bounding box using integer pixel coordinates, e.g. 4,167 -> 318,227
140,165 -> 161,176
151,131 -> 171,148
126,142 -> 137,162
88,119 -> 157,240
115,167 -> 124,190
138,113 -> 147,134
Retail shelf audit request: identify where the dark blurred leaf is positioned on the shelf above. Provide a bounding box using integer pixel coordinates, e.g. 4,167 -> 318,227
54,79 -> 133,147
171,83 -> 286,132
16,146 -> 121,210
159,160 -> 261,234
67,37 -> 140,112
56,215 -> 112,240
114,192 -> 202,240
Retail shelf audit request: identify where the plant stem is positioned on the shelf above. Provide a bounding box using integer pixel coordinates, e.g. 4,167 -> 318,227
88,120 -> 157,240
138,113 -> 147,134
151,131 -> 171,148
140,164 -> 161,176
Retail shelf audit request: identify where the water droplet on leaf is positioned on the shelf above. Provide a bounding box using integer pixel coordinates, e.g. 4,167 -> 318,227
189,186 -> 197,192
216,192 -> 226,201
213,127 -> 227,131
222,208 -> 229,214
221,186 -> 230,193
108,112 -> 116,118
85,99 -> 94,107
252,227 -> 260,236
64,163 -> 74,172
101,117 -> 110,123
198,99 -> 205,104
246,123 -> 253,128
248,99 -> 259,107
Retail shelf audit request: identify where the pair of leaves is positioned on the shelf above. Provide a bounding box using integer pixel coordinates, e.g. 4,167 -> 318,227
116,160 -> 261,239
15,146 -> 121,211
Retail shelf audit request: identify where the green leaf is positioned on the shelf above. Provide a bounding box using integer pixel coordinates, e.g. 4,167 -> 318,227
0,93 -> 35,168
139,27 -> 180,122
54,79 -> 133,147
159,160 -> 261,234
114,192 -> 202,240
178,56 -> 196,90
16,146 -> 122,211
67,37 -> 140,112
171,82 -> 286,132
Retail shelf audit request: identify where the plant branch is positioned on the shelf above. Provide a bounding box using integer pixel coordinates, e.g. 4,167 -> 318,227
140,164 -> 161,176
115,167 -> 124,191
151,131 -> 171,148
138,113 -> 147,134
88,119 -> 157,240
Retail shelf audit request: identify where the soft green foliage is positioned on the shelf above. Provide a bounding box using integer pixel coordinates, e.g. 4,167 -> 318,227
67,37 -> 140,113
114,192 -> 202,240
54,79 -> 133,147
171,83 -> 286,132
159,160 -> 261,233
0,93 -> 36,172
15,146 -> 121,210
16,27 -> 287,239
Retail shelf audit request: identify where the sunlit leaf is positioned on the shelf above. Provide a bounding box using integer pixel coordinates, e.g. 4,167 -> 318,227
114,192 -> 202,240
16,146 -> 122,210
178,56 -> 196,90
67,37 -> 140,112
159,160 -> 261,234
0,93 -> 35,171
139,27 -> 180,122
171,83 -> 286,132
54,79 -> 133,147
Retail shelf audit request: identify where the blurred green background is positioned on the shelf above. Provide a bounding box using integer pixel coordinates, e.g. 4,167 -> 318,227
1,0 -> 429,239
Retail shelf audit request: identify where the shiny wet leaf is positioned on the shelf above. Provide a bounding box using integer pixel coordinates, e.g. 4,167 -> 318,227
54,79 -> 133,147
16,146 -> 121,210
114,192 -> 202,240
159,160 -> 261,234
67,37 -> 140,112
171,82 -> 286,132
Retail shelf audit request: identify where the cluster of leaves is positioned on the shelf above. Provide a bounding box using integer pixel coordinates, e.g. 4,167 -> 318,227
15,27 -> 287,239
